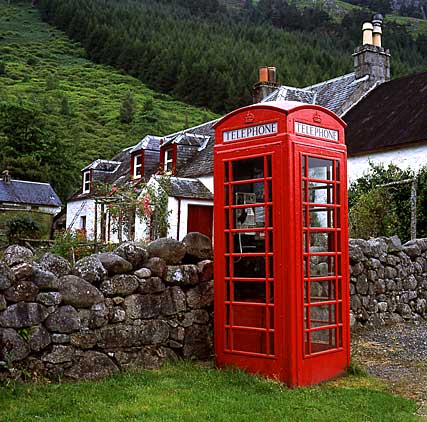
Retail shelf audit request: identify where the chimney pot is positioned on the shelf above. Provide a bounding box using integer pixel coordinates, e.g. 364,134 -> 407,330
267,66 -> 277,83
2,170 -> 11,184
362,22 -> 373,45
259,66 -> 269,82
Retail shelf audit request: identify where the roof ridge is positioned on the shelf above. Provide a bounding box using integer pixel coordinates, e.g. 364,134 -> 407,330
305,72 -> 355,90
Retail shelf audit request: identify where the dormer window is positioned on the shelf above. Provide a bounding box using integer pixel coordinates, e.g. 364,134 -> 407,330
163,147 -> 175,174
132,152 -> 144,179
82,171 -> 91,193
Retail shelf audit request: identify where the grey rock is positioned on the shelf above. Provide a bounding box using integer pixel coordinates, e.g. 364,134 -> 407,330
349,311 -> 356,327
145,257 -> 167,277
73,255 -> 107,285
385,235 -> 402,253
147,238 -> 186,265
169,325 -> 185,342
403,275 -> 417,290
52,334 -> 70,344
164,265 -> 199,286
32,265 -> 60,290
350,295 -> 362,312
416,298 -> 426,314
11,262 -> 33,281
161,287 -> 186,315
139,277 -> 166,294
396,303 -> 412,319
42,345 -> 74,364
39,253 -> 71,277
402,242 -> 421,258
134,268 -> 151,279
97,324 -> 142,348
350,262 -> 364,277
182,232 -> 213,262
143,346 -> 178,369
37,292 -> 62,306
100,274 -> 139,297
389,312 -> 404,323
140,320 -> 169,344
374,279 -> 386,294
4,280 -> 39,302
0,328 -> 30,362
0,295 -> 6,311
97,253 -> 132,275
110,307 -> 126,323
356,274 -> 368,295
186,281 -> 214,309
59,275 -> 104,308
70,332 -> 98,349
384,266 -> 398,279
89,302 -> 109,329
197,260 -> 213,282
377,302 -> 388,312
183,325 -> 211,359
0,262 -> 15,290
0,302 -> 48,328
367,238 -> 387,257
65,351 -> 119,380
28,325 -> 51,352
45,305 -> 81,333
114,242 -> 148,270
123,294 -> 161,319
4,245 -> 33,267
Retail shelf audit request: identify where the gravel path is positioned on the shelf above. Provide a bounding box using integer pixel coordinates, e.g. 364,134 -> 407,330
351,321 -> 427,417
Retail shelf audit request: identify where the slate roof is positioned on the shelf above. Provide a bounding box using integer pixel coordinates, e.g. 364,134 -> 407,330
130,135 -> 161,153
0,180 -> 61,207
168,177 -> 213,200
344,72 -> 427,155
262,73 -> 371,116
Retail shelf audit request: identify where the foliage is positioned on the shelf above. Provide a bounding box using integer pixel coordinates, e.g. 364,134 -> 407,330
119,91 -> 136,124
0,362 -> 417,421
347,163 -> 427,242
50,230 -> 91,262
6,217 -> 41,243
97,175 -> 171,241
37,0 -> 427,113
0,2 -> 217,201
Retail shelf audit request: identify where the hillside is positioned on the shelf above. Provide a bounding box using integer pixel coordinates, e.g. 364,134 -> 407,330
0,0 -> 217,200
38,0 -> 427,117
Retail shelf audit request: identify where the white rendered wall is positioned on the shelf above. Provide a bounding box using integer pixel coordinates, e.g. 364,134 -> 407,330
198,176 -> 214,193
348,144 -> 427,183
66,199 -> 96,240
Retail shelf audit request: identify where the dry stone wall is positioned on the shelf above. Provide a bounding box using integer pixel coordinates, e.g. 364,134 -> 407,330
0,234 -> 214,381
350,236 -> 427,327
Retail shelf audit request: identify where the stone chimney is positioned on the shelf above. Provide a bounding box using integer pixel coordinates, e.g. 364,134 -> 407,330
353,14 -> 390,85
252,66 -> 280,103
2,170 -> 11,184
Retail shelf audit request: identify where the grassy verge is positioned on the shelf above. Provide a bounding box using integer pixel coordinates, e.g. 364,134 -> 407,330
0,362 -> 418,421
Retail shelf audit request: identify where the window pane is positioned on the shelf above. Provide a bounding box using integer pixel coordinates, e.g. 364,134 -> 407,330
232,329 -> 267,354
233,305 -> 266,328
232,157 -> 265,181
308,157 -> 334,180
311,329 -> 337,353
309,207 -> 334,228
233,183 -> 264,204
233,256 -> 265,278
308,182 -> 334,204
232,233 -> 265,253
233,206 -> 266,229
310,304 -> 336,327
234,281 -> 266,303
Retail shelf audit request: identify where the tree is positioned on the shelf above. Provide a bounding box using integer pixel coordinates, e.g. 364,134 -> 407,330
120,91 -> 136,124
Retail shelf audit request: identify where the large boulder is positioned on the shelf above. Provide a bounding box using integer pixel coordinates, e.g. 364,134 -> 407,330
97,253 -> 132,275
140,320 -> 169,345
114,242 -> 148,270
197,260 -> 213,282
45,305 -> 81,333
36,292 -> 62,307
59,275 -> 104,308
183,325 -> 211,359
182,232 -> 213,262
41,345 -> 75,364
65,351 -> 119,380
96,324 -> 143,349
32,265 -> 60,291
39,253 -> 71,278
73,255 -> 107,285
0,262 -> 15,290
147,238 -> 186,265
99,274 -> 139,297
186,281 -> 214,309
123,294 -> 161,319
144,257 -> 167,278
0,302 -> 49,328
164,265 -> 199,286
0,328 -> 30,362
3,280 -> 39,303
4,245 -> 33,267
28,325 -> 51,352
10,262 -> 33,281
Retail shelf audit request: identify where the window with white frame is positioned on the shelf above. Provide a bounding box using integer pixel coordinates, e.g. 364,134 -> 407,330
164,148 -> 174,174
82,171 -> 91,193
133,154 -> 143,179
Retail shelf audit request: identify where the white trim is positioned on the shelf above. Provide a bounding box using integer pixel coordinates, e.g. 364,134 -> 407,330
82,171 -> 91,193
133,154 -> 143,178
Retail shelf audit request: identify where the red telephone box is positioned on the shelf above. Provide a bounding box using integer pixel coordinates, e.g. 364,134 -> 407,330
213,101 -> 350,387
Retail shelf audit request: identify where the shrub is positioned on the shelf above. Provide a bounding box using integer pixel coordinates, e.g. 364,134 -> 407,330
6,217 -> 41,243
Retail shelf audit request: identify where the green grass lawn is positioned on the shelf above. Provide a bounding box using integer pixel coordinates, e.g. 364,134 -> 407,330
0,362 -> 417,422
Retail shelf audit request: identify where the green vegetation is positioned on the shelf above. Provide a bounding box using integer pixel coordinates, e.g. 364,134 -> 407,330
0,211 -> 51,241
38,0 -> 427,115
349,164 -> 427,242
0,362 -> 418,421
0,1 -> 217,200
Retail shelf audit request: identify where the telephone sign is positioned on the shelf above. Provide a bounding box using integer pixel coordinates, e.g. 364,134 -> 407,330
213,101 -> 350,387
